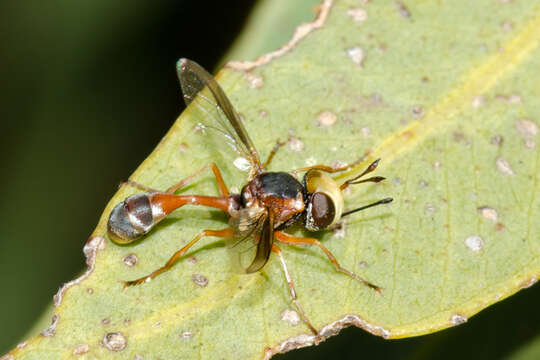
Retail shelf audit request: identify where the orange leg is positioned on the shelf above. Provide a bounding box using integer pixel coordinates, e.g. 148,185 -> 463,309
121,179 -> 160,193
291,158 -> 365,175
123,162 -> 229,196
274,232 -> 381,295
123,228 -> 234,287
262,139 -> 286,169
272,244 -> 318,335
165,162 -> 229,196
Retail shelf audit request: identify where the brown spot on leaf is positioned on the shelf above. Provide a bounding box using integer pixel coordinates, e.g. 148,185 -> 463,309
395,1 -> 411,18
411,105 -> 425,119
490,135 -> 504,146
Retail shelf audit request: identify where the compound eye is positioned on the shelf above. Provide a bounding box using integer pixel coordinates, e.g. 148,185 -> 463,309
310,192 -> 336,229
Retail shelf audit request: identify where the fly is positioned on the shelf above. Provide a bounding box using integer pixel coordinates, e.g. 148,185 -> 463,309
107,59 -> 393,334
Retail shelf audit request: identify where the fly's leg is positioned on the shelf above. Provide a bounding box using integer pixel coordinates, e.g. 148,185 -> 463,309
274,232 -> 381,295
165,162 -> 229,196
121,162 -> 229,196
292,158 -> 385,190
263,139 -> 286,169
121,180 -> 160,193
123,228 -> 234,287
291,156 -> 378,175
272,244 -> 319,335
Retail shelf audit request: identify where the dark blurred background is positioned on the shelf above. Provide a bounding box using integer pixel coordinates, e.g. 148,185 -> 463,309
0,0 -> 256,352
1,1 -> 539,358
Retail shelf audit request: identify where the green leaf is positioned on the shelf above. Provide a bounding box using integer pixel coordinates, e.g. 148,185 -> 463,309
224,0 -> 322,63
9,0 -> 540,359
508,335 -> 540,360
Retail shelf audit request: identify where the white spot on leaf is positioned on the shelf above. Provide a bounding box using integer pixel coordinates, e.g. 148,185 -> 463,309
73,344 -> 90,355
501,21 -> 513,31
102,332 -> 127,352
330,160 -> 347,169
331,221 -> 346,238
451,314 -> 468,325
347,8 -> 368,23
281,309 -> 300,326
477,206 -> 498,222
123,254 -> 138,267
465,235 -> 484,252
233,157 -> 251,172
496,157 -> 514,175
305,156 -> 317,166
472,96 -> 485,108
507,94 -> 522,103
288,137 -> 304,152
346,47 -> 365,66
192,273 -> 209,287
246,73 -> 264,88
316,111 -> 338,126
520,276 -> 538,289
182,331 -> 194,340
516,119 -> 538,138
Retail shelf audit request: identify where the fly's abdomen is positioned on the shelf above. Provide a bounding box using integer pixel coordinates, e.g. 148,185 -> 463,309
107,193 -> 158,244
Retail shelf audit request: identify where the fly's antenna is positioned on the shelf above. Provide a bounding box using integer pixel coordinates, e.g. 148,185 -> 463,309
340,158 -> 392,218
341,198 -> 393,218
340,158 -> 385,190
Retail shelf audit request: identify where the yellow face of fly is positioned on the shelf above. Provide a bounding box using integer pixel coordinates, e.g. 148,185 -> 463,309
304,170 -> 344,230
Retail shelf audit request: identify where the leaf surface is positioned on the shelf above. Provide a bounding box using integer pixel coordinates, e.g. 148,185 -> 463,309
10,0 -> 540,359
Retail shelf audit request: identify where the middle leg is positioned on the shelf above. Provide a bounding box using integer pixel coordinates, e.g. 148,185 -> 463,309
274,231 -> 381,295
272,244 -> 318,335
263,139 -> 286,169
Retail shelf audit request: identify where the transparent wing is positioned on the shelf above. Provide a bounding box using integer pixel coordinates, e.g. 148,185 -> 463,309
177,58 -> 262,175
245,210 -> 274,273
226,207 -> 275,273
